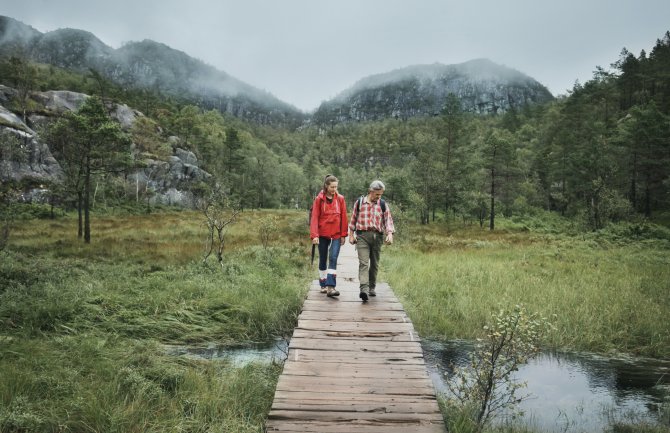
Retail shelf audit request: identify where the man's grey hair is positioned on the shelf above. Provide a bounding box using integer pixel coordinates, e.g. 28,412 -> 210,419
369,180 -> 385,191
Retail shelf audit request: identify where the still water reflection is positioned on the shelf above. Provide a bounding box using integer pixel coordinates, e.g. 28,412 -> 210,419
166,338 -> 289,367
422,339 -> 670,432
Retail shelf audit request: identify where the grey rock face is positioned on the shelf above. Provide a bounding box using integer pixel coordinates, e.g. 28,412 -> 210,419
31,90 -> 89,113
129,148 -> 211,207
111,103 -> 139,131
1,87 -> 210,208
0,127 -> 63,182
0,104 -> 34,134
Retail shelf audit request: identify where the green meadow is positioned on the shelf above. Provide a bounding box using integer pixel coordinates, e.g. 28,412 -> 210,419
384,216 -> 670,358
1,209 -> 310,433
1,208 -> 669,432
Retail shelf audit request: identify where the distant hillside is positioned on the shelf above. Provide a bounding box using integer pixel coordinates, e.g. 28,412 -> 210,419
0,16 -> 306,127
311,59 -> 554,124
1,16 -> 554,128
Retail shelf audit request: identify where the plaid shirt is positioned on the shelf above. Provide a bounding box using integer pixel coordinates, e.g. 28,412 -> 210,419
348,196 -> 395,234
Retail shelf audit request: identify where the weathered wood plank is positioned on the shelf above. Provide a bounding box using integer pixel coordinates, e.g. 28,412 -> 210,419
276,376 -> 436,393
297,319 -> 416,332
281,362 -> 428,378
301,300 -> 407,311
288,337 -> 422,353
286,349 -> 426,364
268,410 -> 444,422
290,329 -> 422,342
297,309 -> 411,321
270,400 -> 439,413
266,422 -> 446,433
272,390 -> 439,402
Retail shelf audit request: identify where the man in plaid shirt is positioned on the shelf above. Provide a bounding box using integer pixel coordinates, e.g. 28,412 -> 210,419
348,180 -> 395,302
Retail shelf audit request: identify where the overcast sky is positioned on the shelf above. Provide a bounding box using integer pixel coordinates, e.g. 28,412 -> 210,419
2,0 -> 669,112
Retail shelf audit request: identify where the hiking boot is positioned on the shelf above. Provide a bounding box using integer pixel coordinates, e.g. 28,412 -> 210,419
320,286 -> 328,293
359,292 -> 368,302
369,289 -> 376,297
326,287 -> 340,297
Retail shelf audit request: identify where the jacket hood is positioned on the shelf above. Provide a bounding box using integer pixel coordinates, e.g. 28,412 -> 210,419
316,190 -> 339,200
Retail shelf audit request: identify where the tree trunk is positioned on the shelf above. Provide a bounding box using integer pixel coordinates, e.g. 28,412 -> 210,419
84,165 -> 91,243
489,167 -> 495,231
77,191 -> 83,238
644,176 -> 652,218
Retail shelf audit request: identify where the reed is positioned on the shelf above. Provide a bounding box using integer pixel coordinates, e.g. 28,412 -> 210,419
384,219 -> 670,358
1,208 -> 310,432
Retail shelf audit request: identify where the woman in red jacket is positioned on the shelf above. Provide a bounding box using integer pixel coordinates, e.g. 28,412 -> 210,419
310,175 -> 348,297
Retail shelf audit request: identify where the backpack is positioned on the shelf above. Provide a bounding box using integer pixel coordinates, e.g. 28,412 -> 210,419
352,195 -> 387,228
356,195 -> 386,214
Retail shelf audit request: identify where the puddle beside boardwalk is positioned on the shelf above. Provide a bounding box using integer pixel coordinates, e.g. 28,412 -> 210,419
165,338 -> 289,367
166,337 -> 669,431
422,339 -> 670,432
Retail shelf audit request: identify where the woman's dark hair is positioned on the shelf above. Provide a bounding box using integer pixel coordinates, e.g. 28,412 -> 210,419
322,174 -> 339,193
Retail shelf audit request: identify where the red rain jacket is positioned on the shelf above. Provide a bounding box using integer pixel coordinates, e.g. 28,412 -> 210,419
310,191 -> 348,239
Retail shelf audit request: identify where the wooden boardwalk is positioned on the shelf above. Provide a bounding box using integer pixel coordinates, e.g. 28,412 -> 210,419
266,242 -> 445,432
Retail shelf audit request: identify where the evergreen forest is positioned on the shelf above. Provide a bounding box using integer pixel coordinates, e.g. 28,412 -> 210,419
1,31 -> 670,233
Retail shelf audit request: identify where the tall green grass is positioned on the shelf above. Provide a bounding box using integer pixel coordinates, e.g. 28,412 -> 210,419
0,335 -> 281,432
384,218 -> 670,358
0,208 -> 311,432
3,207 -> 669,432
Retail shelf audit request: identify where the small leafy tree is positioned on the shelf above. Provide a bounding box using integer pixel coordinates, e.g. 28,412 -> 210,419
199,186 -> 240,267
446,305 -> 553,431
258,215 -> 278,249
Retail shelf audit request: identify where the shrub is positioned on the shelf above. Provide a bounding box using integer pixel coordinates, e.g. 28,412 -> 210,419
445,305 -> 553,429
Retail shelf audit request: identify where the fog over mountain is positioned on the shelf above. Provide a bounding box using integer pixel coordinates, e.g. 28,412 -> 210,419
0,16 -> 306,126
311,59 -> 554,124
1,15 -> 555,127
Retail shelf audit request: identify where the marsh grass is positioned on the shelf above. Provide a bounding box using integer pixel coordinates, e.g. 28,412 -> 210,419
3,206 -> 669,432
384,217 -> 670,358
1,208 -> 310,432
0,336 -> 281,432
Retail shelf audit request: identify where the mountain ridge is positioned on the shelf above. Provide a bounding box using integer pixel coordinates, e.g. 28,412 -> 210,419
312,58 -> 554,124
0,15 -> 306,126
1,15 -> 554,127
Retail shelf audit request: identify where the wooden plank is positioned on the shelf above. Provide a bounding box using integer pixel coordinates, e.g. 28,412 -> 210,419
301,300 -> 407,310
286,349 -> 426,364
297,320 -> 416,333
270,400 -> 439,412
297,311 -> 411,322
291,329 -> 422,342
281,362 -> 428,378
268,409 -> 443,422
275,377 -> 437,397
272,390 -> 439,403
266,422 -> 446,433
288,337 -> 423,353
276,375 -> 436,391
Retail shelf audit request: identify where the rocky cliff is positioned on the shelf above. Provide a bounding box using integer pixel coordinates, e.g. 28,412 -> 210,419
0,85 -> 210,207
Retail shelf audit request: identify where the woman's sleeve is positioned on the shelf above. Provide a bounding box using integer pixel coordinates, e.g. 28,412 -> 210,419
309,198 -> 320,238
